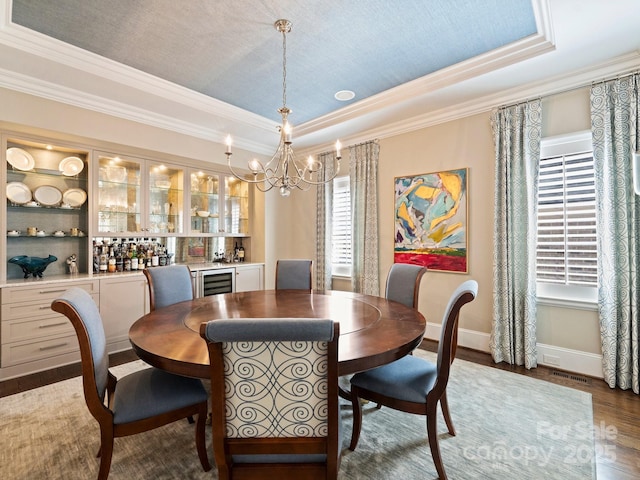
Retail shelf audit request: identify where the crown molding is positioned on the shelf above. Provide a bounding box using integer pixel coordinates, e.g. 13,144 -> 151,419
0,4 -> 278,132
299,52 -> 640,157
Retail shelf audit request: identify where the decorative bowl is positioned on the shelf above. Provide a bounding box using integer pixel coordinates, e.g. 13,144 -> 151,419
9,255 -> 58,278
197,210 -> 210,217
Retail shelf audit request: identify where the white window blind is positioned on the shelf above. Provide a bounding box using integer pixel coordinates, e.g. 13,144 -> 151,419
332,176 -> 351,276
536,151 -> 597,288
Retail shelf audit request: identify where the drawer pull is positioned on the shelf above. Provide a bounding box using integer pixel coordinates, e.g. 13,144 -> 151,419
39,322 -> 67,329
39,342 -> 68,351
38,288 -> 67,294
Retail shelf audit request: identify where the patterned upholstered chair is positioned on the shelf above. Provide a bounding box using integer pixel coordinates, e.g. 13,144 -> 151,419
51,287 -> 210,480
144,264 -> 194,311
275,259 -> 313,291
348,280 -> 478,480
385,263 -> 428,308
200,317 -> 341,480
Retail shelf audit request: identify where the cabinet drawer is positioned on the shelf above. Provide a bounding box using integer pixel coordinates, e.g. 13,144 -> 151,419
1,280 -> 99,304
1,333 -> 79,367
1,293 -> 99,320
2,314 -> 75,344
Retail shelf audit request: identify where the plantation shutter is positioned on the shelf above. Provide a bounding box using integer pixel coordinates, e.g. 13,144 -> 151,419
536,152 -> 597,286
332,176 -> 351,276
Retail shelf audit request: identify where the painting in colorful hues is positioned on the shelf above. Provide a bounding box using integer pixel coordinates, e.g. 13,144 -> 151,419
394,168 -> 468,273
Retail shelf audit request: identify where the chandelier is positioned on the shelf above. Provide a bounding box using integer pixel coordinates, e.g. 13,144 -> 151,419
225,19 -> 341,197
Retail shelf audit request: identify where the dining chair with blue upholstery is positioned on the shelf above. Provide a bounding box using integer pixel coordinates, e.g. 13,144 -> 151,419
51,287 -> 211,480
275,259 -> 313,291
339,262 -> 428,401
385,263 -> 428,308
200,317 -> 341,480
348,280 -> 478,480
144,264 -> 194,311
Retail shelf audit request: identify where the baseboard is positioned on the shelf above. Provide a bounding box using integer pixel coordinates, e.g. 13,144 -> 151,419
425,323 -> 604,379
537,343 -> 603,379
425,323 -> 491,352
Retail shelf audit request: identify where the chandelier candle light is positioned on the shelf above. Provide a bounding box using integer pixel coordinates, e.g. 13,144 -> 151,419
225,19 -> 342,197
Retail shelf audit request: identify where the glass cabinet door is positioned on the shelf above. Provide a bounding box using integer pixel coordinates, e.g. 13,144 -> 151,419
97,154 -> 142,234
189,171 -> 220,234
224,176 -> 249,234
149,163 -> 184,234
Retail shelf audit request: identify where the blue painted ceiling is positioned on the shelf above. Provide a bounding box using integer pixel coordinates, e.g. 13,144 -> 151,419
11,0 -> 537,125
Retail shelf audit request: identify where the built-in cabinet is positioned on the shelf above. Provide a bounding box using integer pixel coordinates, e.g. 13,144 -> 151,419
99,274 -> 149,352
96,153 -> 185,236
0,279 -> 99,379
235,264 -> 264,292
188,169 -> 249,235
1,129 -> 262,381
3,136 -> 90,280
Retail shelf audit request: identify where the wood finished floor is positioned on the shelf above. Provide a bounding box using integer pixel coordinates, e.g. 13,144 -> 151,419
2,343 -> 638,479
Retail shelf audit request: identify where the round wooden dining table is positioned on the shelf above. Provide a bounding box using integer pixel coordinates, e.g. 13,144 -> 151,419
128,289 -> 426,378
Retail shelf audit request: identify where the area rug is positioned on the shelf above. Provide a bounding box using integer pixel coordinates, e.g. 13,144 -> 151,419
0,350 -> 595,479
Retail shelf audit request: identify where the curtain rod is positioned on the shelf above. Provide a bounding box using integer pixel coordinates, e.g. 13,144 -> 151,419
318,139 -> 378,157
498,68 -> 639,110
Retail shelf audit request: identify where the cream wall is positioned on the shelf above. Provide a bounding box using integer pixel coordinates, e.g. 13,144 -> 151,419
264,87 -> 603,376
379,112 -> 494,345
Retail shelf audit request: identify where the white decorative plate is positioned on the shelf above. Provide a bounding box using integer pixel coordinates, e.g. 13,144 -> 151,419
33,185 -> 62,206
62,187 -> 87,207
6,147 -> 35,171
6,182 -> 32,204
58,156 -> 84,176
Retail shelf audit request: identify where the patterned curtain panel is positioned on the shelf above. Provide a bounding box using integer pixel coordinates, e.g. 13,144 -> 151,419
350,141 -> 380,296
591,73 -> 640,394
490,100 -> 542,369
315,152 -> 336,291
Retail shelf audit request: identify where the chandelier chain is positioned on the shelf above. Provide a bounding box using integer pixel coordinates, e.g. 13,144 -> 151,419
282,27 -> 287,109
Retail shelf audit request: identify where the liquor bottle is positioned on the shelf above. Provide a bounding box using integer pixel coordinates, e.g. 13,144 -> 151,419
130,244 -> 139,271
93,241 -> 100,273
99,246 -> 108,273
151,244 -> 159,267
234,242 -> 239,261
116,246 -> 124,272
107,246 -> 116,273
238,242 -> 245,262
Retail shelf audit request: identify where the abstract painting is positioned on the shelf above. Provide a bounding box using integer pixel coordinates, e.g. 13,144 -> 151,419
394,168 -> 468,273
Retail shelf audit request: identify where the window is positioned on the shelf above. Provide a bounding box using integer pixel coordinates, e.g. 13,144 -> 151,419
536,131 -> 597,306
331,176 -> 351,277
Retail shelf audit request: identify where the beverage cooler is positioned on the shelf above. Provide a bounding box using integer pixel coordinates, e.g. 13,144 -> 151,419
196,268 -> 235,297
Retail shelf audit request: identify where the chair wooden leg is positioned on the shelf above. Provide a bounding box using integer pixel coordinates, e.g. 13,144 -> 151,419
349,389 -> 363,451
97,428 -> 114,480
195,404 -> 212,471
426,406 -> 447,480
338,386 -> 352,401
440,391 -> 456,436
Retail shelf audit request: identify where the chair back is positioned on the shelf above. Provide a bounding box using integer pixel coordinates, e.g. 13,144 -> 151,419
275,259 -> 313,291
432,280 -> 478,398
385,263 -> 427,308
200,317 -> 340,480
51,287 -> 111,422
144,264 -> 194,311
